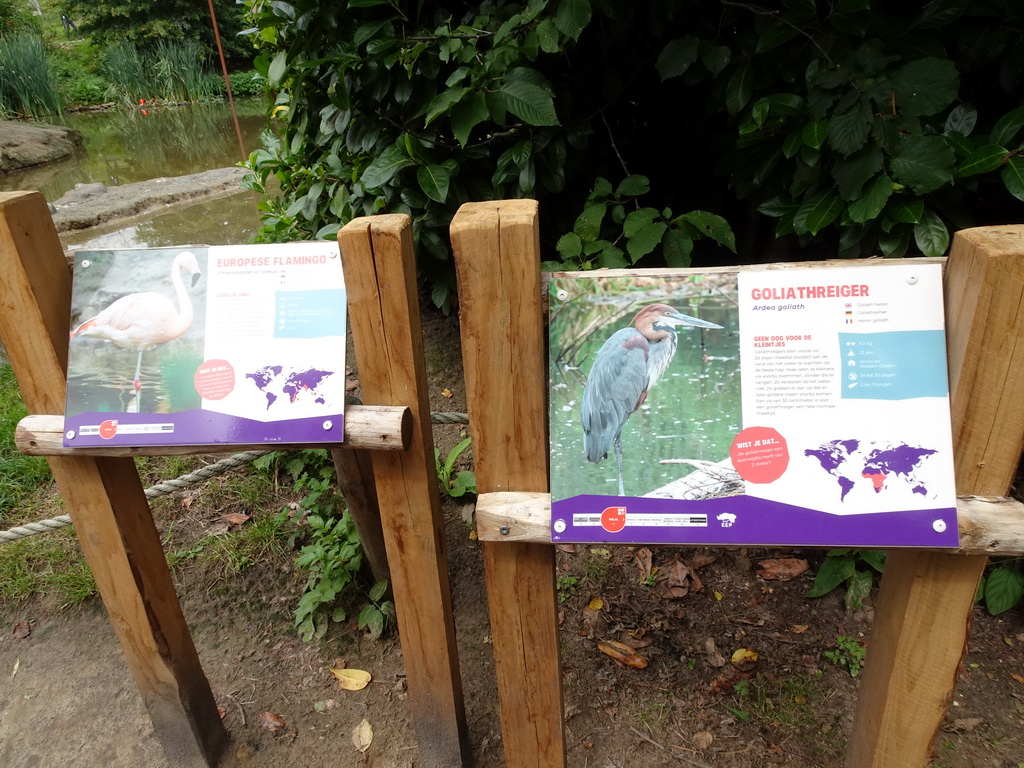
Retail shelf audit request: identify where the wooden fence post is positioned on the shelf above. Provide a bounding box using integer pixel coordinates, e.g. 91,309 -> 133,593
849,226 -> 1024,766
451,200 -> 567,767
0,192 -> 226,766
338,215 -> 468,766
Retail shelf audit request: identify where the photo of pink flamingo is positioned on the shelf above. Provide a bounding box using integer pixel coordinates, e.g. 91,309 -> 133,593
70,250 -> 202,395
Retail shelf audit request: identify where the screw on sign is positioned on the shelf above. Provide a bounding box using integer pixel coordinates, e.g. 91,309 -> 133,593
601,506 -> 627,533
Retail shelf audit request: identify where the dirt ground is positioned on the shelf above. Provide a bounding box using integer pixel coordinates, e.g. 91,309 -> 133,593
2,311 -> 1024,768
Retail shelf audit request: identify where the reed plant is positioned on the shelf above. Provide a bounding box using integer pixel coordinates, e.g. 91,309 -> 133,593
0,33 -> 63,117
105,40 -> 218,104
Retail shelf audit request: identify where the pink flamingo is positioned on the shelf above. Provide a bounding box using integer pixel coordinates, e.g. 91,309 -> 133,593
70,250 -> 202,393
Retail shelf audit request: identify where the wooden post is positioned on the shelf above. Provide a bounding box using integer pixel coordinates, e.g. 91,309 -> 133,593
331,446 -> 389,585
849,226 -> 1024,767
0,191 -> 226,766
451,201 -> 567,767
338,215 -> 468,766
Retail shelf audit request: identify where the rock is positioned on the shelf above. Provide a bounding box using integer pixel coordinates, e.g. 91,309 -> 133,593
49,167 -> 250,232
0,121 -> 84,172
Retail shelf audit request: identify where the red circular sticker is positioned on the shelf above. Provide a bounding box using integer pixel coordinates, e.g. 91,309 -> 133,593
99,419 -> 118,440
601,506 -> 627,533
194,359 -> 235,400
730,426 -> 789,484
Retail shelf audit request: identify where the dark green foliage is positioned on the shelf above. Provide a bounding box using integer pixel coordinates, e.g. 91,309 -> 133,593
243,1 -> 1024,309
977,559 -> 1024,615
225,69 -> 266,97
806,549 -> 886,610
64,0 -> 253,68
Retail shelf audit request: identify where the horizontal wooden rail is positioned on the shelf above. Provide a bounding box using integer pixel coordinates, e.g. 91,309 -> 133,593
16,405 -> 411,456
476,491 -> 1024,555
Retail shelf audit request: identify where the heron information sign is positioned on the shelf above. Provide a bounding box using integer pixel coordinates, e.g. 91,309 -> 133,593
63,242 -> 347,448
548,262 -> 958,548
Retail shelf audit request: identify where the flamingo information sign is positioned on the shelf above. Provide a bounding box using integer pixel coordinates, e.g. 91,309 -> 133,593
548,263 -> 958,548
63,242 -> 347,448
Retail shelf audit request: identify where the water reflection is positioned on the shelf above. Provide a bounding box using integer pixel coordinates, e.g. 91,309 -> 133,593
0,101 -> 271,250
549,274 -> 742,501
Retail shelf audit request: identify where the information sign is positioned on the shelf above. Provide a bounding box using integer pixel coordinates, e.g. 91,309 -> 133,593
63,242 -> 346,447
549,263 -> 958,547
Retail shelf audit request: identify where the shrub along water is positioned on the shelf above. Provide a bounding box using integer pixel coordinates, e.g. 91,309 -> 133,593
0,33 -> 63,117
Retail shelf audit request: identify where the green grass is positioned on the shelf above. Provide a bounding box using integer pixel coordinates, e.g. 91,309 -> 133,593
0,527 -> 96,605
0,365 -> 53,522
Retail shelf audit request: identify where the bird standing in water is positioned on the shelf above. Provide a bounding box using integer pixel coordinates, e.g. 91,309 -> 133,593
70,250 -> 202,397
581,303 -> 723,496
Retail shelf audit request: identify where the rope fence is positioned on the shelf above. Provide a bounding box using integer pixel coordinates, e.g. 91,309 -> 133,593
0,412 -> 470,545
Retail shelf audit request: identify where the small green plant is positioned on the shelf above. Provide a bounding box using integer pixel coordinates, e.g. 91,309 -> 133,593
556,575 -> 579,604
254,449 -> 376,642
434,436 -> 476,498
550,175 -> 736,271
582,547 -> 611,582
806,549 -> 886,609
824,635 -> 866,678
357,578 -> 396,640
977,558 -> 1024,615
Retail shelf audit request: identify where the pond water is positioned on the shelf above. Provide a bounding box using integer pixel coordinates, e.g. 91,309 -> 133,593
549,275 -> 742,501
0,100 -> 271,248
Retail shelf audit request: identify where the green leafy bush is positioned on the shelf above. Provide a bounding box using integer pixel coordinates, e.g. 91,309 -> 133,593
226,69 -> 266,97
242,1 -> 1024,310
805,549 -> 886,609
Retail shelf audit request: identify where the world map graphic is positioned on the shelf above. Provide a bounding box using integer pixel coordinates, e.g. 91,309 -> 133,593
804,439 -> 938,502
245,365 -> 334,410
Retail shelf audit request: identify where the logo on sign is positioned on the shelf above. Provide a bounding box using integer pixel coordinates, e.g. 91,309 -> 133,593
717,512 -> 736,528
99,420 -> 118,440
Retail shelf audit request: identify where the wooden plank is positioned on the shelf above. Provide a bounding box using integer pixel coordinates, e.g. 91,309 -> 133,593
331,446 -> 390,585
473,491 -> 1024,554
338,215 -> 467,766
16,405 -> 411,456
451,200 -> 566,768
849,226 -> 1024,767
0,191 -> 225,766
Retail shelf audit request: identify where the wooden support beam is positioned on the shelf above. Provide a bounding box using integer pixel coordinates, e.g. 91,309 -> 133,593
451,200 -> 566,768
15,406 -> 410,456
338,215 -> 468,766
331,446 -> 389,585
472,491 -> 1024,554
849,226 -> 1024,767
0,191 -> 226,767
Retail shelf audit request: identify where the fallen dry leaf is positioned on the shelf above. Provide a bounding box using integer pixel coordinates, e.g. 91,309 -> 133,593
656,557 -> 691,599
259,711 -> 287,733
597,640 -> 648,669
219,512 -> 252,526
352,719 -> 373,752
688,552 -> 716,570
635,548 -> 654,583
1012,673 -> 1024,685
791,624 -> 809,634
12,621 -> 30,640
755,558 -> 809,581
440,388 -> 453,398
948,717 -> 984,733
705,638 -> 726,668
693,730 -> 714,750
346,379 -> 359,391
587,597 -> 604,611
731,647 -> 759,672
713,590 -> 724,601
217,707 -> 226,719
330,666 -> 371,691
